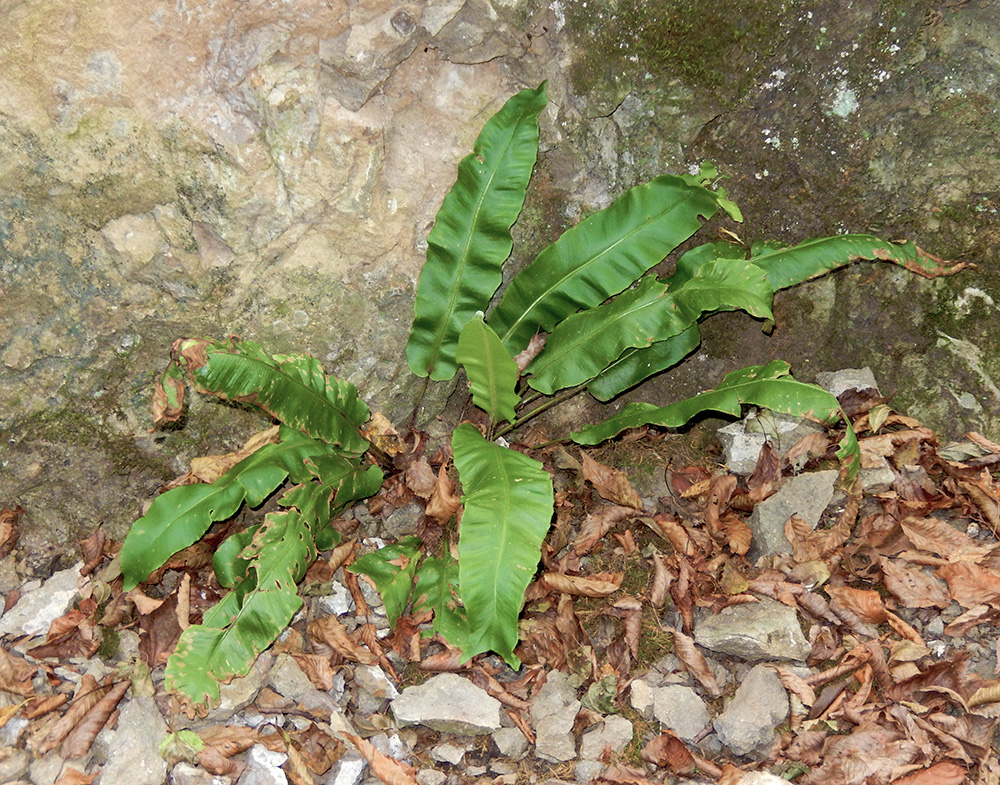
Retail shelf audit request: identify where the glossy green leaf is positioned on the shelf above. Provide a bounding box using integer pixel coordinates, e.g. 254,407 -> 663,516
587,324 -> 702,401
413,555 -> 468,650
452,424 -> 553,667
121,429 -> 334,591
572,360 -> 859,482
748,235 -> 950,291
526,260 -> 772,394
457,313 -> 520,425
488,174 -> 727,354
165,508 -> 314,710
350,536 -> 423,626
175,338 -> 370,456
406,84 -> 547,381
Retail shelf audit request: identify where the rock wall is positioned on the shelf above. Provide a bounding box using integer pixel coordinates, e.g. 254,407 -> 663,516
2,0 -> 998,571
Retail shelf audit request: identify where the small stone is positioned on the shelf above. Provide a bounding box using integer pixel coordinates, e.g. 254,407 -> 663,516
651,685 -> 711,742
0,563 -> 82,637
316,582 -> 354,616
170,761 -> 232,785
98,697 -> 168,785
325,750 -> 366,785
530,671 -> 581,763
415,771 -> 447,785
579,715 -> 633,759
747,471 -> 838,558
429,743 -> 466,765
575,759 -> 605,783
695,597 -> 811,662
714,665 -> 789,758
392,673 -> 502,735
629,678 -> 654,718
208,667 -> 263,721
815,367 -> 879,398
239,744 -> 288,785
0,747 -> 29,783
492,726 -> 529,759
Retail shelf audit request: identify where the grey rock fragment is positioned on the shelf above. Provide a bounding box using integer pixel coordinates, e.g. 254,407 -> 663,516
0,562 -> 82,637
815,367 -> 880,398
170,761 -> 231,785
238,744 -> 288,785
579,715 -> 633,759
718,413 -> 824,475
530,670 -> 581,763
430,742 -> 466,765
392,673 -> 501,735
268,654 -> 338,713
326,750 -> 366,785
628,678 -> 654,718
416,771 -> 447,785
695,597 -> 810,662
99,697 -> 169,785
714,665 -> 789,758
0,747 -> 29,783
575,759 -> 605,783
736,771 -> 797,785
492,726 -> 529,759
651,685 -> 711,742
208,667 -> 263,722
748,470 -> 838,558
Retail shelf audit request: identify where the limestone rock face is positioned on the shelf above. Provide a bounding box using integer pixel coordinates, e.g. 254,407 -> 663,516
2,0 -> 999,569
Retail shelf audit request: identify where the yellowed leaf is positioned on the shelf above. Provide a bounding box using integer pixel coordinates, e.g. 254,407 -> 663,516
541,571 -> 622,597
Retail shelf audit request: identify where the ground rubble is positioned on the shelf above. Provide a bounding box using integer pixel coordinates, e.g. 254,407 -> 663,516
2,370 -> 1000,784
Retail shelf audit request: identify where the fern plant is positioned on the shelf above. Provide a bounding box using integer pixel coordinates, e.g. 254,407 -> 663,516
121,82 -> 960,710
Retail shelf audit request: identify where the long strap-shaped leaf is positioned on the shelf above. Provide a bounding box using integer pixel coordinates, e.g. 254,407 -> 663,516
406,84 -> 547,381
526,260 -> 773,394
571,360 -> 859,482
121,428 -> 333,590
457,313 -> 520,425
452,424 -> 553,667
487,175 -> 725,354
748,235 -> 964,291
175,338 -> 371,456
165,507 -> 315,710
588,324 -> 702,401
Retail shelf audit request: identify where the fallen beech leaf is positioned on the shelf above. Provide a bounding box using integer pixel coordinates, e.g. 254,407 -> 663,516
936,561 -> 1000,608
648,551 -> 672,608
902,516 -> 991,563
600,762 -> 661,784
891,761 -> 967,785
748,441 -> 781,490
60,680 -> 129,758
825,585 -> 888,625
25,694 -> 69,719
364,411 -> 405,455
784,431 -> 831,468
968,682 -> 1000,709
197,725 -> 260,758
704,474 -> 738,538
307,616 -> 378,665
581,452 -> 643,510
722,515 -> 753,556
425,463 -> 460,523
290,653 -> 335,691
185,426 -> 281,485
344,732 -> 417,785
404,458 -> 437,500
773,665 -> 816,707
282,731 -> 316,785
641,731 -> 695,774
670,627 -> 721,697
198,745 -> 245,777
52,770 -> 97,785
879,556 -> 951,609
0,648 -> 35,697
513,333 -> 546,372
574,505 -> 636,555
541,571 -> 622,597
667,465 -> 711,496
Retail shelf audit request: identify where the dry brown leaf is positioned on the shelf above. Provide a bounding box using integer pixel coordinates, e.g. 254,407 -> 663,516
307,616 -> 378,665
425,463 -> 460,524
28,607 -> 100,661
784,431 -> 832,468
885,610 -> 926,646
60,680 -> 129,759
960,478 -> 1000,535
936,561 -> 1000,609
722,515 -> 753,556
0,648 -> 35,697
186,425 -> 281,485
344,732 -> 417,785
879,556 -> 951,609
290,653 -> 335,691
670,626 -> 721,697
825,585 -> 888,625
902,516 -> 991,563
892,761 -> 968,785
541,571 -> 622,597
968,682 -> 1000,709
403,458 -> 436,500
648,551 -> 672,609
513,333 -> 546,372
772,665 -> 817,707
581,452 -> 643,510
704,474 -> 738,538
25,694 -> 69,720
0,506 -> 22,562
574,505 -> 636,555
198,725 -> 260,757
283,734 -> 316,785
198,745 -> 246,777
748,440 -> 781,490
640,731 -> 695,774
53,770 -> 97,785
127,587 -> 165,616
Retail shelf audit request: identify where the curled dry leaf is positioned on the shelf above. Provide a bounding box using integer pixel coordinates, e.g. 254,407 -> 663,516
307,616 -> 378,665
891,761 -> 968,785
513,332 -> 546,372
581,452 -> 643,510
541,571 -> 622,597
648,551 -> 672,609
186,426 -> 281,485
670,626 -> 721,697
404,458 -> 437,500
825,585 -> 888,625
52,770 -> 97,785
645,514 -> 696,557
425,463 -> 461,523
290,653 -> 335,691
704,474 -> 737,538
0,648 -> 35,697
936,561 -> 1000,609
640,731 -> 695,774
772,665 -> 816,707
879,556 -> 951,609
574,505 -> 637,555
344,732 -> 418,785
60,680 -> 129,759
902,516 -> 991,563
198,746 -> 245,777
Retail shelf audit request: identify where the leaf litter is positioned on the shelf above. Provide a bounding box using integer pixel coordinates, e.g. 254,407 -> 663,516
4,397 -> 1000,783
